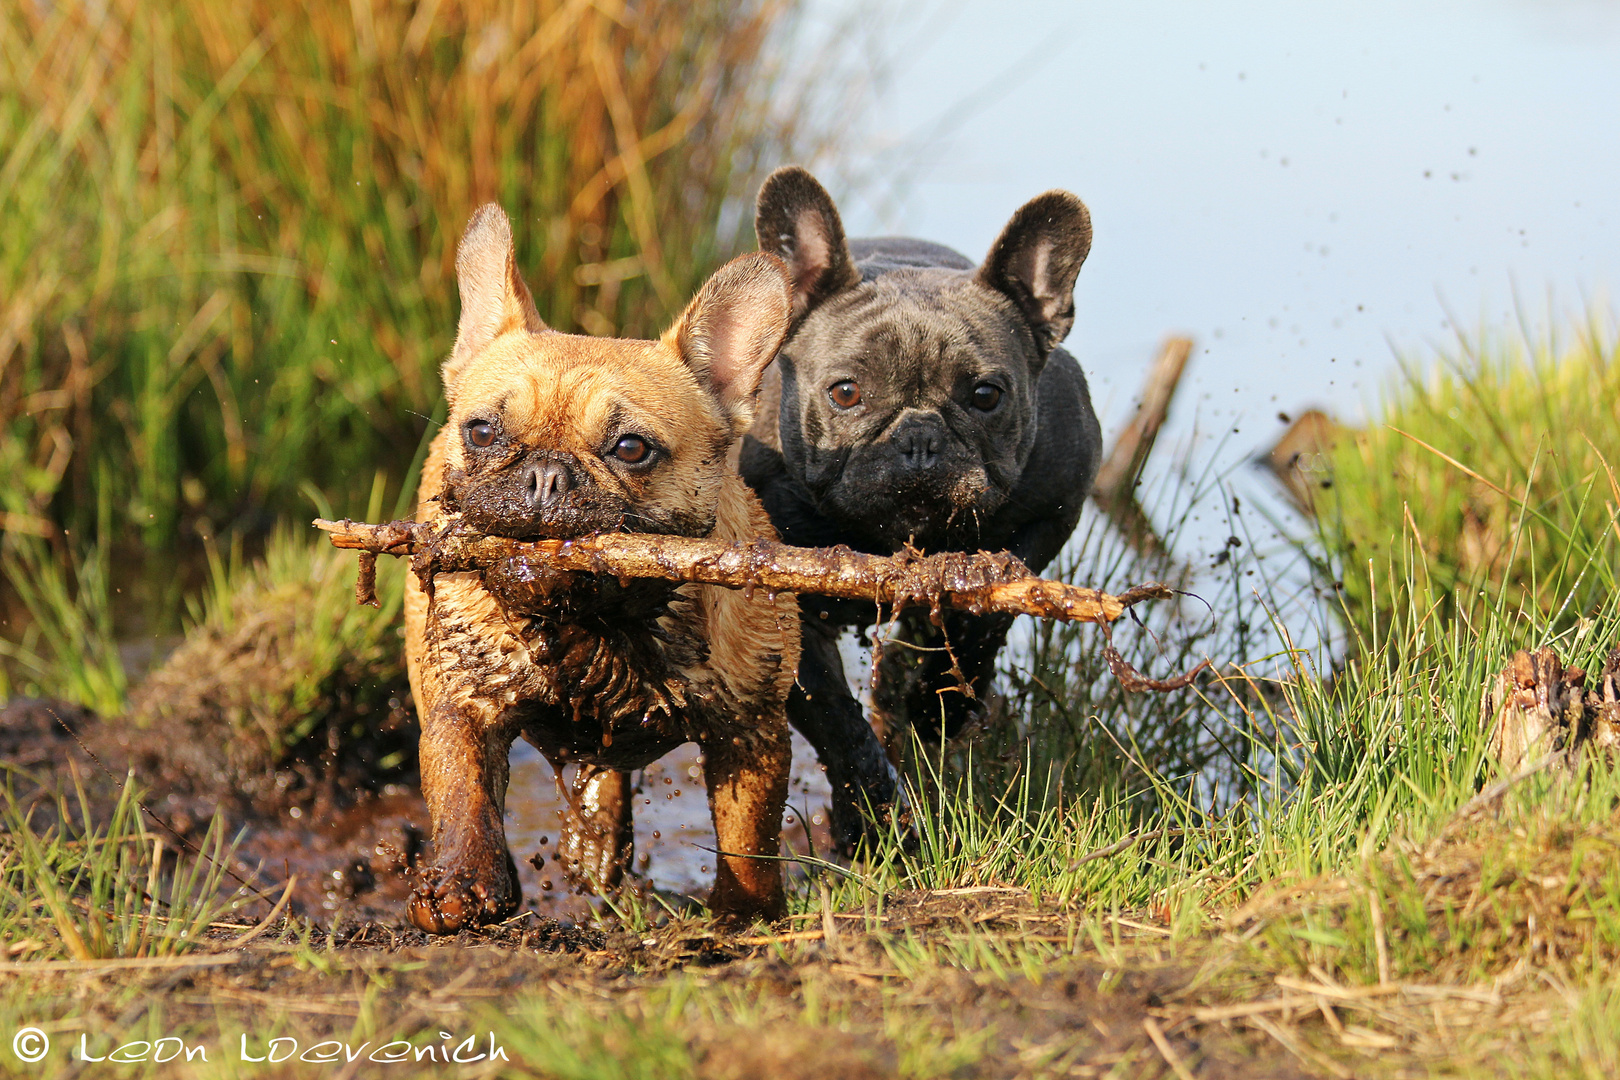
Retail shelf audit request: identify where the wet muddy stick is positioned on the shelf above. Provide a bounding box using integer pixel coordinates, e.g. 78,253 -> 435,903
313,518 -> 1170,626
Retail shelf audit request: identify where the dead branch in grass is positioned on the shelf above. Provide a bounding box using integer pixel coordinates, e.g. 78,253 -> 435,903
1092,336 -> 1192,556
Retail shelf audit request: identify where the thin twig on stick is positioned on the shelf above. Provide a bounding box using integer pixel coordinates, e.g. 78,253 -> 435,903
1100,622 -> 1211,691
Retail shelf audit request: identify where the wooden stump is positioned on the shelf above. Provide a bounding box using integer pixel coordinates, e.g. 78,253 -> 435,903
1484,646 -> 1620,772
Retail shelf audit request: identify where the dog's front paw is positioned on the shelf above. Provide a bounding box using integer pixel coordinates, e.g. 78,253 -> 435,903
407,855 -> 519,934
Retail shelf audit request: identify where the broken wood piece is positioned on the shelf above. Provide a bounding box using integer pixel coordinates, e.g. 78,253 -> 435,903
313,517 -> 1170,627
1093,336 -> 1192,502
1091,336 -> 1193,555
1588,650 -> 1620,759
1259,409 -> 1349,515
1483,646 -> 1620,772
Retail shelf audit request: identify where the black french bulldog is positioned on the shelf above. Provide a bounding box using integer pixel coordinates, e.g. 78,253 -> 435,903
740,166 -> 1103,853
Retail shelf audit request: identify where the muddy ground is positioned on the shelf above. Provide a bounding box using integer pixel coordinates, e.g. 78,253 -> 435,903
0,696 -> 834,929
1,698 -> 1584,1079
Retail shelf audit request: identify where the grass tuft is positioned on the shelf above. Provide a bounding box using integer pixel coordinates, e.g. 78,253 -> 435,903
0,534 -> 127,714
124,518 -> 415,810
0,770 -> 249,961
1320,314 -> 1620,639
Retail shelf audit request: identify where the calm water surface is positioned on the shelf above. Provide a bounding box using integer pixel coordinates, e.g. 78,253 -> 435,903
806,0 -> 1620,501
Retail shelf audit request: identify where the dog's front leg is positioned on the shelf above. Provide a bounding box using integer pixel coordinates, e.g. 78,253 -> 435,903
409,693 -> 521,934
789,616 -> 900,857
701,723 -> 790,922
555,764 -> 634,891
876,610 -> 1017,742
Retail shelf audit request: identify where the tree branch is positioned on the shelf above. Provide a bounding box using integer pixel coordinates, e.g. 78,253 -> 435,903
314,517 -> 1172,626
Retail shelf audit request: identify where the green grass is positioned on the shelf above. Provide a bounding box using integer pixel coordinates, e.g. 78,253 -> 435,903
0,771 -> 252,962
0,534 -> 126,715
1319,314 -> 1620,640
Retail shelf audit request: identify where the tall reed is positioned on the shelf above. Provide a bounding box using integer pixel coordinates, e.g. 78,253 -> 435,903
0,0 -> 799,556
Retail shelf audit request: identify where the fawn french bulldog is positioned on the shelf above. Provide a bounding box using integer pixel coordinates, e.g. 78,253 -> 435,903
403,205 -> 799,931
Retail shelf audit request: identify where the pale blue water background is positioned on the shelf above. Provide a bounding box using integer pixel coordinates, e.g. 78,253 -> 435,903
800,0 -> 1620,496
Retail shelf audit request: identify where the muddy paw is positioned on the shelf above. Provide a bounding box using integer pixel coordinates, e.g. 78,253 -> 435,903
407,855 -> 519,934
555,766 -> 634,892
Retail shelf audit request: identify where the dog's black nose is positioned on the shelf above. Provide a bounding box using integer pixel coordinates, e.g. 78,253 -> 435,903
893,414 -> 943,472
524,459 -> 573,509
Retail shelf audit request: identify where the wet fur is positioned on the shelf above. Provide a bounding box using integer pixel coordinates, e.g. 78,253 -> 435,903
403,205 -> 798,931
741,167 -> 1102,853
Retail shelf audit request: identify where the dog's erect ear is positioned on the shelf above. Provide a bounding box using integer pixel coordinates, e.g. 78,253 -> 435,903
667,253 -> 793,436
978,191 -> 1092,357
443,203 -> 547,391
754,166 -> 860,320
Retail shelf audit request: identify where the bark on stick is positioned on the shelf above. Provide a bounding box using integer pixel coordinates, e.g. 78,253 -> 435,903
313,517 -> 1171,626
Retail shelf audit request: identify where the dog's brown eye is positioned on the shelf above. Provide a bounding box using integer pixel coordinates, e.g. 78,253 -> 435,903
466,421 -> 495,447
971,383 -> 1002,411
612,435 -> 650,464
829,380 -> 862,409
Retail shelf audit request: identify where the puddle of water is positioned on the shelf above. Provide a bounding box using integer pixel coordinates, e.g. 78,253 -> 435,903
504,731 -> 835,916
225,730 -> 836,926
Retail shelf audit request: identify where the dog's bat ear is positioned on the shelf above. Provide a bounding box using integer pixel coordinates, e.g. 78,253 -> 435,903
668,253 -> 794,436
978,191 -> 1092,357
443,203 -> 548,392
754,166 -> 860,320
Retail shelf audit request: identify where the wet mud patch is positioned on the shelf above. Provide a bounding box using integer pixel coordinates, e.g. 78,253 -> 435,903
504,735 -> 836,916
217,734 -> 834,930
0,697 -> 833,931
213,731 -> 834,929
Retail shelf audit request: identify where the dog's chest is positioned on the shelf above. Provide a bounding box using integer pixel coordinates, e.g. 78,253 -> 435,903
421,564 -> 733,764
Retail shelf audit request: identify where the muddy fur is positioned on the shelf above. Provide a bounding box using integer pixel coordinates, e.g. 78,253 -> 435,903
403,204 -> 799,933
